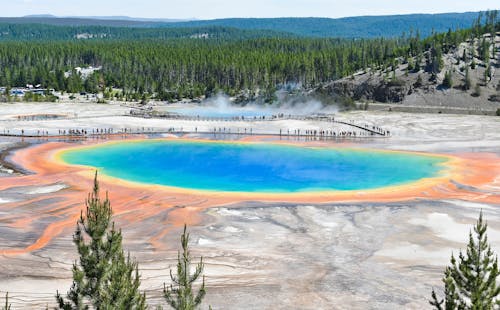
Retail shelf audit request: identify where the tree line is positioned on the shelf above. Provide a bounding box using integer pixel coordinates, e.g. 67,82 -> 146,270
0,10 -> 497,102
0,12 -> 483,39
0,23 -> 294,41
0,37 -> 406,101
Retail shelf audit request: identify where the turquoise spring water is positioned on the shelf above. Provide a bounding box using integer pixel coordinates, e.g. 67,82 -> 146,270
167,106 -> 275,118
60,140 -> 448,193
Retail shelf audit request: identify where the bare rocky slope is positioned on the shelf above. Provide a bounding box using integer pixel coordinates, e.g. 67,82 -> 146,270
318,32 -> 500,115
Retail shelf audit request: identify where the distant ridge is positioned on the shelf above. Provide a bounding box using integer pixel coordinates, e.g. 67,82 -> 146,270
0,11 -> 494,38
65,16 -> 193,23
22,14 -> 192,22
23,14 -> 56,18
0,16 -> 149,27
1,15 -> 192,28
159,12 -> 486,38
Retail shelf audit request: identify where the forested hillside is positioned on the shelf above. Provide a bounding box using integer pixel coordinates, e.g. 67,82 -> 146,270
0,38 -> 407,101
0,11 -> 498,103
160,12 -> 483,38
0,23 -> 293,41
0,11 -> 484,38
321,11 -> 500,113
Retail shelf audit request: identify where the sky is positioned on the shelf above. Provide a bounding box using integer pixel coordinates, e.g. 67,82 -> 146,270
3,0 -> 499,19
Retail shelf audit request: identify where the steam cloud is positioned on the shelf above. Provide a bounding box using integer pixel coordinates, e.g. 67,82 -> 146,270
200,93 -> 339,117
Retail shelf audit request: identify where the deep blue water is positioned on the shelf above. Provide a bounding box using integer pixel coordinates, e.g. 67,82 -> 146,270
60,140 -> 447,193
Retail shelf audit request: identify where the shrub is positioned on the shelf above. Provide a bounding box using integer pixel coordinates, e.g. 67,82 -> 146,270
471,84 -> 481,97
442,71 -> 453,88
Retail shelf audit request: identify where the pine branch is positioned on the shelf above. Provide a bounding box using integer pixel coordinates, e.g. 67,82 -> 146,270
429,289 -> 443,310
193,276 -> 206,307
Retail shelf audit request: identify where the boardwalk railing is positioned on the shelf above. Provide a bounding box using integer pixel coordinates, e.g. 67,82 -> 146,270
0,113 -> 390,138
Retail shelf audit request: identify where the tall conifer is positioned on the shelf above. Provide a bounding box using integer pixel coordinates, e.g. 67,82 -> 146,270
430,212 -> 500,309
56,172 -> 146,309
163,225 -> 208,310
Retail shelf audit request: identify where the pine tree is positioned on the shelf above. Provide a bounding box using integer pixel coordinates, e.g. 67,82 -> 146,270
56,172 -> 146,310
415,54 -> 422,72
479,39 -> 490,64
163,225 -> 208,310
430,212 -> 500,309
472,84 -> 481,97
471,59 -> 476,70
464,67 -> 472,91
443,71 -> 453,88
1,292 -> 10,310
485,65 -> 492,83
4,87 -> 11,102
414,74 -> 423,88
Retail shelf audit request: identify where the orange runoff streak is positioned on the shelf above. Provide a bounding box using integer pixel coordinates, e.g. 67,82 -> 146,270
0,138 -> 499,256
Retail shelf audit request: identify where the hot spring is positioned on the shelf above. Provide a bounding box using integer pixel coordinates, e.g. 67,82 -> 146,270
161,97 -> 336,119
60,140 -> 448,193
164,105 -> 276,118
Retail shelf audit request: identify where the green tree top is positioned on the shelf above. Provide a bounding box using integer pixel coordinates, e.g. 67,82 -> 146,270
56,172 -> 146,310
430,211 -> 500,309
442,71 -> 453,88
163,225 -> 208,310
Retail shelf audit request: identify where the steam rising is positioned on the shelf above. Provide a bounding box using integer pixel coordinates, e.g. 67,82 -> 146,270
187,93 -> 338,118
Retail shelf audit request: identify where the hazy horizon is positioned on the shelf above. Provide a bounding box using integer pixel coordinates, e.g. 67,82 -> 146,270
4,0 -> 499,20
11,11 -> 499,21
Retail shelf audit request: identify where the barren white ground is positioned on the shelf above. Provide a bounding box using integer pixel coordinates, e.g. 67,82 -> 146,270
0,102 -> 499,309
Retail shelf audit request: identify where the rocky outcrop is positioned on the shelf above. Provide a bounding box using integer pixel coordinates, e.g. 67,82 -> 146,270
317,32 -> 500,107
320,74 -> 413,103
